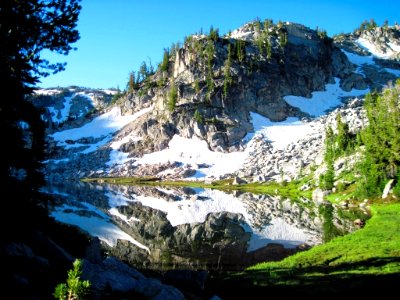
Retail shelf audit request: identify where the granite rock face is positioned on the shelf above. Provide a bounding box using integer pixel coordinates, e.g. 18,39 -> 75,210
37,22 -> 399,180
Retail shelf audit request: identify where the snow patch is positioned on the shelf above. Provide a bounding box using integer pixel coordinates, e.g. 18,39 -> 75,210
342,50 -> 375,68
34,89 -> 62,96
50,106 -> 152,156
18,121 -> 30,130
109,207 -> 140,224
75,91 -> 96,107
245,114 -> 315,150
52,107 -> 137,141
48,96 -> 73,124
357,37 -> 399,58
135,135 -> 248,179
284,78 -> 369,117
100,89 -> 118,95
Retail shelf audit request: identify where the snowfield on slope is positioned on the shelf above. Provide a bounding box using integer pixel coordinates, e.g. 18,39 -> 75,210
47,96 -> 73,124
49,106 -> 152,156
135,135 -> 249,179
284,78 -> 369,117
357,37 -> 400,59
342,50 -> 400,77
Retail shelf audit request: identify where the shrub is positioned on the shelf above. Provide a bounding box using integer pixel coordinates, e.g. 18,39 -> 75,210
194,109 -> 203,124
54,259 -> 90,300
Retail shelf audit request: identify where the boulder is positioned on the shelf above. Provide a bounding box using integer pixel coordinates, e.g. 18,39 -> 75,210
82,257 -> 184,299
232,176 -> 247,185
382,179 -> 395,199
312,188 -> 331,204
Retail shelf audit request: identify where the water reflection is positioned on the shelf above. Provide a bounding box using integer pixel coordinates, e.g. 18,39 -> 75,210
44,181 -> 323,270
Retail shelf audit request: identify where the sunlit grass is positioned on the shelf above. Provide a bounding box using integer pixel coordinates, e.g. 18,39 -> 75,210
82,176 -> 313,199
246,204 -> 400,283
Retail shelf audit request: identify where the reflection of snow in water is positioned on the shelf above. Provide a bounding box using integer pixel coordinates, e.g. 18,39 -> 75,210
104,186 -> 319,251
245,218 -> 315,251
46,182 -> 320,253
51,205 -> 149,253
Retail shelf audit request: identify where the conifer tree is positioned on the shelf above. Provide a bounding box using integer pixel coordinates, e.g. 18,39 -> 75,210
357,80 -> 400,196
128,71 -> 136,92
160,49 -> 170,72
0,0 -> 81,196
167,79 -> 178,111
223,44 -> 233,98
335,112 -> 350,154
54,259 -> 91,300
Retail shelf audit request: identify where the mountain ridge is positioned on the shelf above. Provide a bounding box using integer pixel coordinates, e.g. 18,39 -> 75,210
29,20 -> 400,183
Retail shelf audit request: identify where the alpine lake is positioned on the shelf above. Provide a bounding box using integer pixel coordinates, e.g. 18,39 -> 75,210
43,179 -> 364,271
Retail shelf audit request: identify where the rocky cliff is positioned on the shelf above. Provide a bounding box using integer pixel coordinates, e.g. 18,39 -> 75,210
113,21 -> 351,154
30,21 -> 400,181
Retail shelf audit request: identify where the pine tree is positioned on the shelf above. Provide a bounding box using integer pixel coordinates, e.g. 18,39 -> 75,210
194,78 -> 200,94
127,71 -> 136,92
0,0 -> 81,198
160,49 -> 169,72
54,259 -> 91,300
235,40 -> 246,62
279,30 -> 288,48
167,80 -> 178,111
320,126 -> 335,190
209,26 -> 219,42
357,80 -> 400,197
223,44 -> 233,98
265,38 -> 272,59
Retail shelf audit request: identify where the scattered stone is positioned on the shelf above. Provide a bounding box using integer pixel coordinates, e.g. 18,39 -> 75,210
382,179 -> 395,199
353,219 -> 365,228
232,176 -> 247,185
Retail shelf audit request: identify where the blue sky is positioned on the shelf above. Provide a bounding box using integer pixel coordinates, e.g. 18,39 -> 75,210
39,0 -> 399,89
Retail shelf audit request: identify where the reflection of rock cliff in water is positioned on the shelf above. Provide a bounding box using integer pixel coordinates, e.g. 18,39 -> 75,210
109,206 -> 253,270
45,181 -> 327,270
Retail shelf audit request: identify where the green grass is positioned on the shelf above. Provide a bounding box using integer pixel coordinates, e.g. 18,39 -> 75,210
247,203 -> 400,277
206,204 -> 400,297
82,176 -> 312,199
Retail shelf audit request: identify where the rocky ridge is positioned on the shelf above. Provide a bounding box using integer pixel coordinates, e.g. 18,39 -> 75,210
30,87 -> 116,133
35,21 -> 400,183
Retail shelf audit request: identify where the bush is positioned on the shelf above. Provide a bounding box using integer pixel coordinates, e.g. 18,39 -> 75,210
194,109 -> 203,124
54,259 -> 91,300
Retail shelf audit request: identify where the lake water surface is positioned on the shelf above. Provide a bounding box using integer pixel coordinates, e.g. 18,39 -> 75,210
44,181 -> 323,269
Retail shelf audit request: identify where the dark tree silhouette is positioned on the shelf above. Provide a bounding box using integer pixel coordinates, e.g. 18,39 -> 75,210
0,0 -> 81,231
0,0 -> 81,183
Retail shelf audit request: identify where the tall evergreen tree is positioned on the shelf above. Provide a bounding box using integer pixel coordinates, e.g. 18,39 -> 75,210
160,48 -> 170,72
357,81 -> 400,196
0,0 -> 81,222
127,71 -> 136,92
